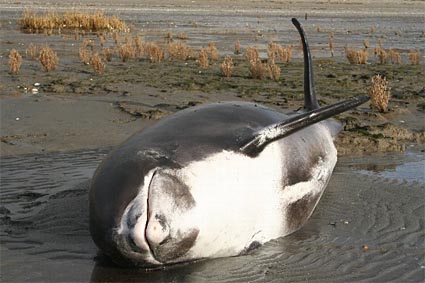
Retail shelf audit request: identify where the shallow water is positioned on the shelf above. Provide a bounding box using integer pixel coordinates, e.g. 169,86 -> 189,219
1,148 -> 424,282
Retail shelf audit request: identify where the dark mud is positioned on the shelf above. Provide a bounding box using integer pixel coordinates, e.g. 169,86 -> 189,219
1,149 -> 424,282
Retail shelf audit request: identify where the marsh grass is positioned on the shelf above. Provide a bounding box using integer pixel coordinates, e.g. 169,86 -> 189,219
207,43 -> 219,61
249,58 -> 267,80
89,53 -> 105,74
145,43 -> 164,63
328,34 -> 334,57
168,41 -> 191,60
198,48 -> 209,69
245,46 -> 259,63
38,45 -> 58,71
25,43 -> 38,60
117,43 -> 135,62
408,50 -> 421,65
103,47 -> 113,62
234,39 -> 241,55
374,47 -> 387,64
368,74 -> 391,112
345,47 -> 368,64
389,49 -> 401,64
20,10 -> 128,33
79,47 -> 91,64
220,55 -> 234,78
9,49 -> 22,74
267,59 -> 281,81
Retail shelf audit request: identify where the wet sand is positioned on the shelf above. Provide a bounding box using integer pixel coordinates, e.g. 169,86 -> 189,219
1,0 -> 424,282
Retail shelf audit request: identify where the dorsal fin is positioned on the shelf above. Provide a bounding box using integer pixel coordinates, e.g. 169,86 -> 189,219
292,18 -> 319,111
240,95 -> 370,157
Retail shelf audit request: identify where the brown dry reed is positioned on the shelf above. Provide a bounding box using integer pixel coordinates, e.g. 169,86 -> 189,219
268,42 -> 294,63
389,49 -> 401,64
208,43 -> 219,61
26,43 -> 38,60
345,47 -> 368,64
328,34 -> 334,57
167,41 -> 191,60
9,49 -> 22,74
234,39 -> 241,55
267,59 -> 281,81
145,43 -> 164,63
374,47 -> 387,64
368,74 -> 391,112
38,45 -> 58,71
79,47 -> 91,64
89,53 -> 105,74
103,47 -> 113,62
408,50 -> 421,65
20,10 -> 128,33
249,58 -> 267,80
246,46 -> 259,63
118,43 -> 135,62
198,48 -> 209,69
220,56 -> 234,78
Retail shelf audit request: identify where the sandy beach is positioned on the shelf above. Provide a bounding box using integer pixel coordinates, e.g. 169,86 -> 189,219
1,0 -> 424,282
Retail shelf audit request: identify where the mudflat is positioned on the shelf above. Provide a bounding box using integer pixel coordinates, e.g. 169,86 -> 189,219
1,1 -> 424,282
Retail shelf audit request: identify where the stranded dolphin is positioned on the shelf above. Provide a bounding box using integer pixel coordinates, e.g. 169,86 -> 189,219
89,18 -> 369,267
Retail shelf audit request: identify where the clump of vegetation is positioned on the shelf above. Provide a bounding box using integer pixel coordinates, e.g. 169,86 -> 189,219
79,47 -> 91,64
408,50 -> 421,65
20,10 -> 128,33
388,49 -> 401,64
267,59 -> 281,81
268,42 -> 294,63
220,55 -> 234,78
118,43 -> 135,62
207,43 -> 219,61
368,74 -> 391,112
38,45 -> 58,71
234,39 -> 241,55
168,41 -> 191,60
177,33 -> 188,40
328,33 -> 334,57
8,49 -> 22,74
198,48 -> 209,69
134,36 -> 144,59
25,43 -> 38,60
249,58 -> 267,80
89,53 -> 105,74
145,43 -> 164,63
374,47 -> 387,64
245,46 -> 259,63
345,47 -> 368,64
103,47 -> 113,62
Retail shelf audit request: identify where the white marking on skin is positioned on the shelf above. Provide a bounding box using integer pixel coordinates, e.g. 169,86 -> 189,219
178,142 -> 286,259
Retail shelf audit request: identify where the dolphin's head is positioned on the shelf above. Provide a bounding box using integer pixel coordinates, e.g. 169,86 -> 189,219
89,150 -> 199,267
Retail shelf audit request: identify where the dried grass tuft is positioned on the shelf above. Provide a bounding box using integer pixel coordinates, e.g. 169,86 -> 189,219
374,47 -> 387,64
117,43 -> 135,62
234,39 -> 241,55
89,52 -> 105,74
168,41 -> 191,60
220,55 -> 234,78
26,43 -> 38,60
368,74 -> 391,112
198,48 -> 209,69
249,58 -> 267,80
345,47 -> 368,64
267,59 -> 281,81
38,45 -> 58,71
328,34 -> 334,57
20,10 -> 128,33
408,50 -> 421,65
245,46 -> 259,63
389,49 -> 401,64
9,49 -> 22,74
207,42 -> 219,61
145,42 -> 164,63
103,47 -> 113,62
79,47 -> 91,64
